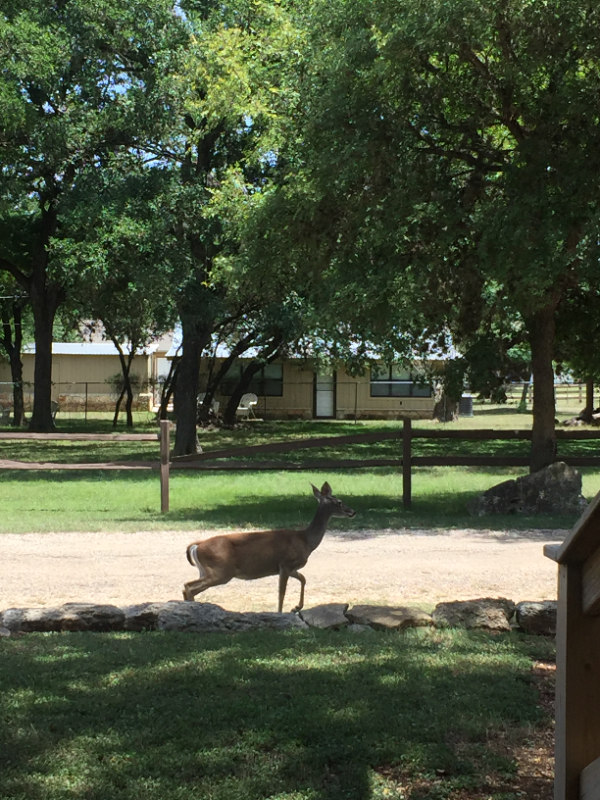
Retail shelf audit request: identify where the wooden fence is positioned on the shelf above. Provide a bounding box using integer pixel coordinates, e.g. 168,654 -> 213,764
0,424 -> 171,512
2,419 -> 600,511
169,419 -> 600,509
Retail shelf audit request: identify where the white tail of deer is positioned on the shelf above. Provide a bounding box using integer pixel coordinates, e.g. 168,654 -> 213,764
183,482 -> 356,612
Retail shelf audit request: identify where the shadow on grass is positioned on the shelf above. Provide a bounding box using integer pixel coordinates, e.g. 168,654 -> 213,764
163,492 -> 575,538
0,630 -> 553,800
467,406 -> 531,418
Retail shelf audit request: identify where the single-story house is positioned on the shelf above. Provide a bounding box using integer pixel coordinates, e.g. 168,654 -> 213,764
0,332 -> 441,419
197,358 -> 437,420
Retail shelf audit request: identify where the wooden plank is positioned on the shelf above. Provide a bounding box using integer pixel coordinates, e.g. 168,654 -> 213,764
170,458 -> 403,471
555,430 -> 600,440
0,432 -> 158,441
171,429 -> 405,463
554,564 -> 600,800
551,492 -> 600,565
412,429 -> 533,440
413,456 -> 600,467
583,548 -> 600,616
0,460 -> 158,470
559,458 -> 600,467
403,418 -> 412,509
160,420 -> 170,513
544,543 -> 562,563
412,428 -> 600,441
411,456 -> 531,467
581,754 -> 600,800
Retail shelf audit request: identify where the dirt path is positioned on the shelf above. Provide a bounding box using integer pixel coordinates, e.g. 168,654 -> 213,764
0,527 -> 564,612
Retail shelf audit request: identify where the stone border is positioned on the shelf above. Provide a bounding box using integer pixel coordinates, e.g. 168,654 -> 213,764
0,597 -> 557,637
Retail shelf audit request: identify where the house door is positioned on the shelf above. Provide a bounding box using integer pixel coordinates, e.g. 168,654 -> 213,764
314,371 -> 336,418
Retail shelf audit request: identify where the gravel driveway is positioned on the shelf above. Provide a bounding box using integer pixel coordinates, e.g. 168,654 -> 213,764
0,527 -> 564,612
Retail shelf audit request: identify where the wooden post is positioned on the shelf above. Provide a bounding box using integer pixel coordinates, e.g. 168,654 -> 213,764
160,419 -> 170,513
554,562 -> 600,800
402,417 -> 412,509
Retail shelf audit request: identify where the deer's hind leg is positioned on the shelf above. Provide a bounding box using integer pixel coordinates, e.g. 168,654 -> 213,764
183,564 -> 231,602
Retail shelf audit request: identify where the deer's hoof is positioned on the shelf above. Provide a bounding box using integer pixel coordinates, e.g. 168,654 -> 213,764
291,605 -> 303,614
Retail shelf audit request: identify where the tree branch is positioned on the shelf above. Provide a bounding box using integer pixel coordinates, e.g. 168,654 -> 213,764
0,257 -> 29,290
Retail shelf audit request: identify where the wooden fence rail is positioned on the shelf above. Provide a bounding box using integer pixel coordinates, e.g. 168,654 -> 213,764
2,419 -> 600,511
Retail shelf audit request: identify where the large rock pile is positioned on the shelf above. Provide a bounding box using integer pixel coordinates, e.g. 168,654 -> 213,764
467,461 -> 588,516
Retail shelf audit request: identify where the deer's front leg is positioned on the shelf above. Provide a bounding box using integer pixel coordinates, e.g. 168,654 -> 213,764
289,570 -> 306,613
278,569 -> 290,613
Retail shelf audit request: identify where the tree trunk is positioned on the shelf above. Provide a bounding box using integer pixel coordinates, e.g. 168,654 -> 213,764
1,303 -> 25,426
528,303 -> 557,473
28,292 -> 59,432
27,205 -> 62,433
579,379 -> 595,423
172,315 -> 211,456
199,333 -> 256,424
222,343 -> 282,426
433,391 -> 460,422
517,377 -> 531,412
159,357 -> 179,420
109,338 -> 136,429
112,386 -> 126,427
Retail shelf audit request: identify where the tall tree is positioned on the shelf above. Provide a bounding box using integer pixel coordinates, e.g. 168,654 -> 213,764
267,0 -> 600,471
161,0 -> 301,454
69,164 -> 179,427
0,0 -> 187,430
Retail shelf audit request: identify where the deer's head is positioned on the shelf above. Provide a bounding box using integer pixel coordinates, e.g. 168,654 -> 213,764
312,481 -> 356,518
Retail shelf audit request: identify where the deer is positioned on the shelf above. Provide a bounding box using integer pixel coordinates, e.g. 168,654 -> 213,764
182,482 -> 356,612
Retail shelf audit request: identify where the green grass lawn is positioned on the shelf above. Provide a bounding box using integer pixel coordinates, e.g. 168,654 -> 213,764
0,628 -> 554,800
1,407 -> 599,533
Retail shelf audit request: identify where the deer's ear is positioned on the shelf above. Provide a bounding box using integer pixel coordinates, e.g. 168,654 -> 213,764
311,483 -> 322,501
320,482 -> 332,497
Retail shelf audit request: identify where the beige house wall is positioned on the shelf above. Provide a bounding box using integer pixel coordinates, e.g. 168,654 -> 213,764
0,353 -> 151,411
208,359 -> 436,420
334,367 -> 435,420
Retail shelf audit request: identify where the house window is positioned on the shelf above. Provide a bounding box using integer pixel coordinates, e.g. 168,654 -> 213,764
370,365 -> 432,398
221,363 -> 283,397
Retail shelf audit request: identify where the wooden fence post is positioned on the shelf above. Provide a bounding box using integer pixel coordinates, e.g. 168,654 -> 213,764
403,417 -> 412,509
160,419 -> 170,513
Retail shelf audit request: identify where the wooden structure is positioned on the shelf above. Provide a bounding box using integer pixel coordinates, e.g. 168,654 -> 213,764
545,494 -> 600,800
0,421 -> 171,513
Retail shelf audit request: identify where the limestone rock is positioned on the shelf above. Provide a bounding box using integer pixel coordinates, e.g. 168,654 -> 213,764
146,601 -> 307,633
516,601 -> 557,636
122,602 -> 168,631
432,598 -> 516,631
300,603 -> 350,629
0,603 -> 125,632
467,462 -> 588,516
346,623 -> 376,635
346,604 -> 433,631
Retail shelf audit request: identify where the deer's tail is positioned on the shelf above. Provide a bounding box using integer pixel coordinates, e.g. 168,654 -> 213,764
186,544 -> 206,577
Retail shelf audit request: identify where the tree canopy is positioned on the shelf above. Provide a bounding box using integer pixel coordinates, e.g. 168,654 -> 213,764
1,0 -> 600,470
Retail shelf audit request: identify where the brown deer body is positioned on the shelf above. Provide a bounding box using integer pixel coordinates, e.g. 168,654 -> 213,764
183,482 -> 355,612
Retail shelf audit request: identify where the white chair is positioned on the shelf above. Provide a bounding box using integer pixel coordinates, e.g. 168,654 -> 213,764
0,405 -> 11,424
50,400 -> 59,420
236,393 -> 258,419
198,393 -> 220,416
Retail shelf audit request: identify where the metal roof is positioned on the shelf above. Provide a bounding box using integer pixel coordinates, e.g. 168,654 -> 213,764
22,342 -> 159,356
